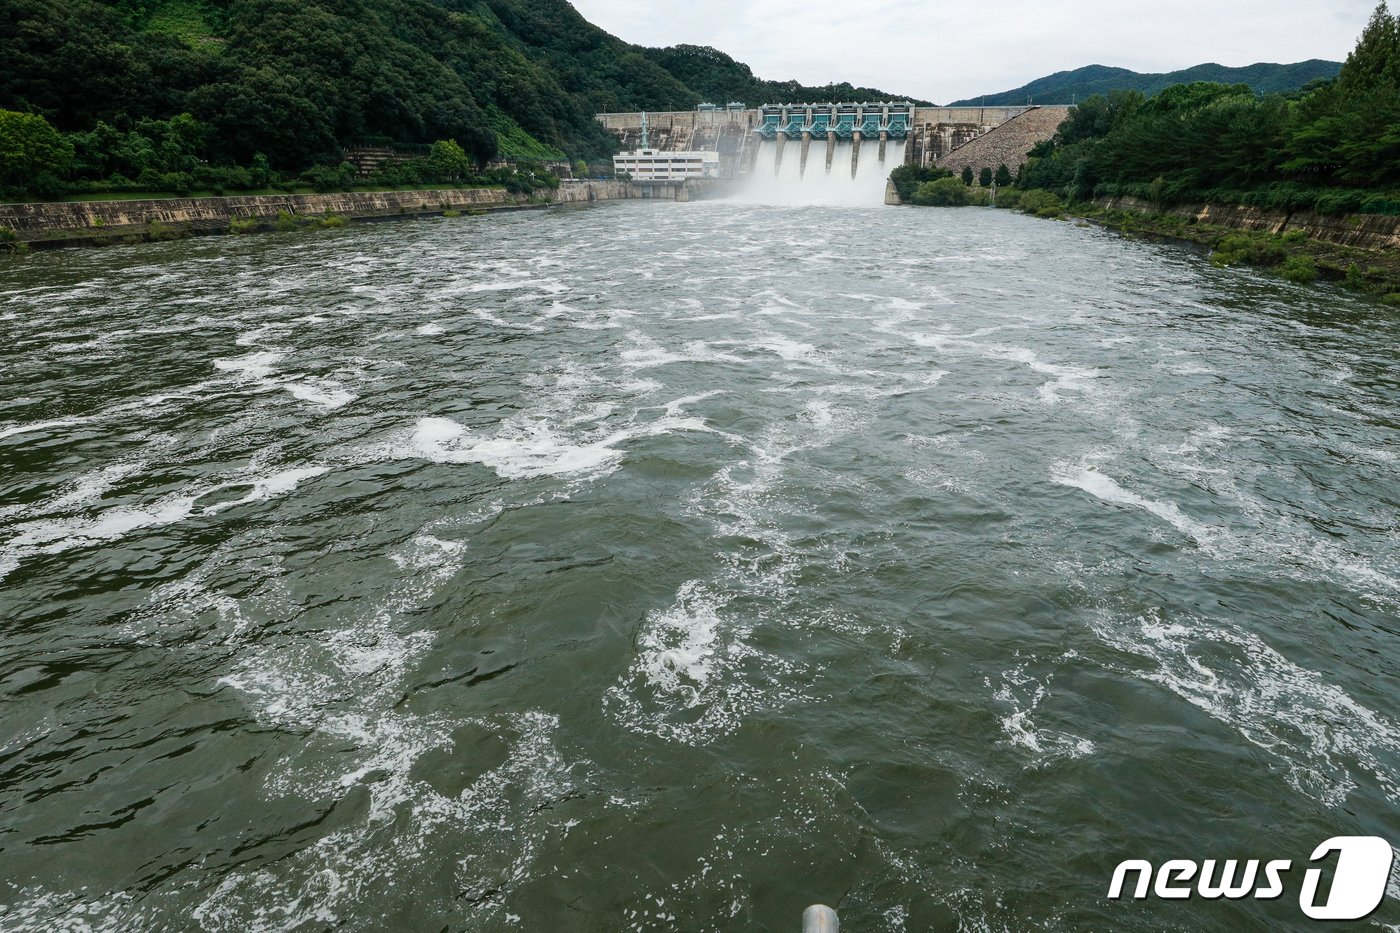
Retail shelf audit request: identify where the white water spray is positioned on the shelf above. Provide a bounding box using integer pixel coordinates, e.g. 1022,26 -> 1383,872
733,138 -> 905,206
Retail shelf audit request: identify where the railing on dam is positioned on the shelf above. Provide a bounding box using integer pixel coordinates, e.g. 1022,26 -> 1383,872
755,102 -> 914,141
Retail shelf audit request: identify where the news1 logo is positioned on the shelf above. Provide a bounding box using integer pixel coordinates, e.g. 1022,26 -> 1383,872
1108,836 -> 1394,921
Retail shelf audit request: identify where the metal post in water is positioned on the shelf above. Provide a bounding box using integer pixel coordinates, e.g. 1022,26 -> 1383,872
803,904 -> 839,933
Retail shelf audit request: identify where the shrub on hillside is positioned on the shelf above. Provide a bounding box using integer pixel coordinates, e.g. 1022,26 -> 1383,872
913,176 -> 973,206
889,164 -> 954,202
1211,233 -> 1287,267
1279,255 -> 1319,283
300,162 -> 358,192
994,188 -> 1023,209
1016,189 -> 1065,217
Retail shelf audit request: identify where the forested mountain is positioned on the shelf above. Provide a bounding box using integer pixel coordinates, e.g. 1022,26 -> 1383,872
641,45 -> 924,107
950,60 -> 1342,106
0,0 -> 918,189
0,0 -> 703,169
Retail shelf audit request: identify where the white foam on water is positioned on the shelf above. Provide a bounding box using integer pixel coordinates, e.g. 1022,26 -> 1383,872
10,493 -> 204,552
402,416 -> 626,480
465,280 -> 531,293
415,322 -> 445,336
280,380 -> 356,410
606,584 -> 805,747
1091,607 -> 1400,806
990,653 -> 1095,764
0,464 -> 329,578
1133,434 -> 1400,601
215,350 -> 284,380
0,418 -> 85,442
618,332 -> 747,370
384,382 -> 719,482
191,707 -> 585,931
201,466 -> 331,515
472,308 -> 544,332
0,379 -> 229,445
1052,461 -> 1215,544
0,888 -> 142,933
877,315 -> 1107,408
214,350 -> 357,410
634,581 -> 721,704
760,335 -> 820,364
217,531 -> 467,734
605,388 -> 883,745
205,527 -> 594,929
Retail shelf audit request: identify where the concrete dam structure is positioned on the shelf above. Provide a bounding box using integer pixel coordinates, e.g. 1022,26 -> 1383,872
596,103 -> 1068,203
742,102 -> 911,204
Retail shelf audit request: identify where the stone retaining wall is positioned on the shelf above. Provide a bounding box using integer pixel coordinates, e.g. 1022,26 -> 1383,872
0,179 -> 722,248
1096,196 -> 1400,252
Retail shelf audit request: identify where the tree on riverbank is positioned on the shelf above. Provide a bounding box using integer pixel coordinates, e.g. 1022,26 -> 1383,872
0,110 -> 72,198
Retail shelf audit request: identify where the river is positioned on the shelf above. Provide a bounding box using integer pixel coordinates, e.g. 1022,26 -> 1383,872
0,201 -> 1397,931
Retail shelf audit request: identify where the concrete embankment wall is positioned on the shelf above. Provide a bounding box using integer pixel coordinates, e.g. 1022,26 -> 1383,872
1095,195 -> 1400,252
0,179 -> 718,248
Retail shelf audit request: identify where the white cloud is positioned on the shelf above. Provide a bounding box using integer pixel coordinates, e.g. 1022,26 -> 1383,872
570,0 -> 1374,102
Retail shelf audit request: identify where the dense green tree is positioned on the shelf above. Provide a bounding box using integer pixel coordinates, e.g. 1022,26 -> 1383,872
1056,89 -> 1145,145
1285,1 -> 1400,187
994,163 -> 1013,187
961,165 -> 974,186
1338,1 -> 1400,92
979,166 -> 993,187
0,109 -> 73,196
429,139 -> 473,181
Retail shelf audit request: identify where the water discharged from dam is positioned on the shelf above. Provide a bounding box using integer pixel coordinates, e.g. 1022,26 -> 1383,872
730,102 -> 915,205
3,193 -> 1400,930
736,138 -> 906,205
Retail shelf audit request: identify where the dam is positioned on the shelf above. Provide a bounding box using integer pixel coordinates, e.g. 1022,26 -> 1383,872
752,101 -> 913,179
596,102 -> 1071,202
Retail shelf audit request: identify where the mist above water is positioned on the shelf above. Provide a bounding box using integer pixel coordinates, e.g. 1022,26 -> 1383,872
733,138 -> 905,206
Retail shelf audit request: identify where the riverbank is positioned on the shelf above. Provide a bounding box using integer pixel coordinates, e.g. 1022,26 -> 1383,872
1004,192 -> 1400,303
0,178 -> 725,251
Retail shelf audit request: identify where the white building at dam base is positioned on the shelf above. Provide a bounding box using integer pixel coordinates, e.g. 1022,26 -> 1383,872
612,148 -> 721,182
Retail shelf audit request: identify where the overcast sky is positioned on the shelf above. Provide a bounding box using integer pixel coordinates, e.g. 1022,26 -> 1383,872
570,0 -> 1375,103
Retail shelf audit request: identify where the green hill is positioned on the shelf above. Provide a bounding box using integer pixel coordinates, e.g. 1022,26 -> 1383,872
0,0 -> 924,174
950,60 -> 1342,106
1,0 -> 708,166
640,44 -> 926,108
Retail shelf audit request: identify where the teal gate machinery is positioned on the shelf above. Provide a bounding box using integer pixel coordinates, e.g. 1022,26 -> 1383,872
756,103 -> 913,141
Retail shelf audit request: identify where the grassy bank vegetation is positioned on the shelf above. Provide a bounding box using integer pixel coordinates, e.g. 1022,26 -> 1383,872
992,189 -> 1400,301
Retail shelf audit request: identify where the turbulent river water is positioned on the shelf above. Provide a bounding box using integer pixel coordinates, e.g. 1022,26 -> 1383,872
1,201 -> 1398,931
